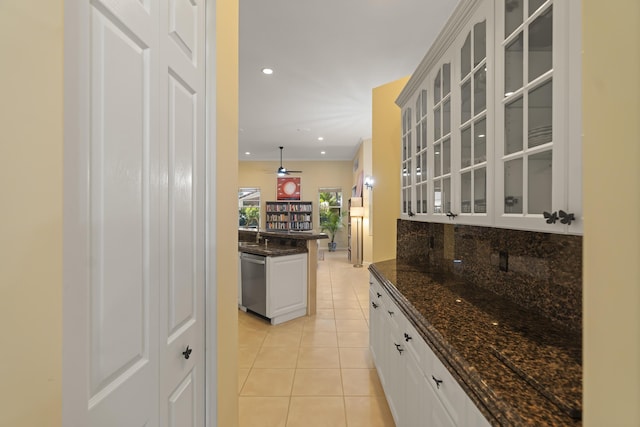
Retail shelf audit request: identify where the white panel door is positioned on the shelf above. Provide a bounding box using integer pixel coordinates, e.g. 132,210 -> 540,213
159,0 -> 206,426
64,0 -> 206,425
86,2 -> 160,426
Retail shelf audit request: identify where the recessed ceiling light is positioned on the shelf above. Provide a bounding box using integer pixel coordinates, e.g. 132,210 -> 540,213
261,68 -> 273,75
320,151 -> 326,155
318,137 -> 324,141
245,151 -> 250,155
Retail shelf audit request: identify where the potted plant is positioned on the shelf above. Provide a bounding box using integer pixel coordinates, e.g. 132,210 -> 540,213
320,209 -> 344,251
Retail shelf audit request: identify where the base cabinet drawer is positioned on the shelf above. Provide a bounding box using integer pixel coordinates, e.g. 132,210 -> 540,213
370,273 -> 491,427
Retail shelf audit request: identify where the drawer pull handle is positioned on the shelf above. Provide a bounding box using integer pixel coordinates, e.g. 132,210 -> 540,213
394,343 -> 404,354
387,310 -> 394,316
404,333 -> 412,342
371,302 -> 379,309
376,292 -> 382,298
432,375 -> 443,389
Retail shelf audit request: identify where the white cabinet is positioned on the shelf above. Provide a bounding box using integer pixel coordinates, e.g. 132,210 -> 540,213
397,0 -> 582,235
267,253 -> 307,324
370,274 -> 490,427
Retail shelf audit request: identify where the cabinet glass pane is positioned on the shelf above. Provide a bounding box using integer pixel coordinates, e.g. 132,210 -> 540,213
443,178 -> 451,213
402,163 -> 409,186
461,126 -> 472,168
505,33 -> 524,95
403,188 -> 411,213
528,80 -> 552,148
505,0 -> 523,37
504,158 -> 523,213
474,20 -> 486,66
443,63 -> 451,96
434,143 -> 441,176
474,68 -> 486,114
434,107 -> 441,140
461,33 -> 471,78
474,118 -> 487,164
529,0 -> 546,16
416,153 -> 422,183
461,80 -> 472,124
529,6 -> 553,83
421,89 -> 428,114
443,138 -> 451,174
416,184 -> 429,213
474,168 -> 487,213
528,150 -> 552,214
420,153 -> 427,181
402,137 -> 408,161
443,99 -> 451,135
434,180 -> 442,213
434,70 -> 442,104
407,159 -> 412,185
505,96 -> 523,154
422,119 -> 427,150
461,172 -> 472,213
416,123 -> 423,152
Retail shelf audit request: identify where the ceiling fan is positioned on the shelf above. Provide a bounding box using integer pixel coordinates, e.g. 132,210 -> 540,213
276,146 -> 302,176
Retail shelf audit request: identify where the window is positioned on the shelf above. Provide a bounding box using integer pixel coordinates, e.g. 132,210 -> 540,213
319,189 -> 342,220
238,187 -> 260,227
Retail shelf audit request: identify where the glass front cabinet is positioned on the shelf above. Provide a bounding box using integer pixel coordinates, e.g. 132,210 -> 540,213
397,0 -> 582,234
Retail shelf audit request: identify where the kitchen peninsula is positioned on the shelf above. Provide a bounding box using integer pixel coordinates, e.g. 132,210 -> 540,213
238,228 -> 327,317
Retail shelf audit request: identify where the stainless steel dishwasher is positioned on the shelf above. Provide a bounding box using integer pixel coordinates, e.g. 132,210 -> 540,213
240,252 -> 267,318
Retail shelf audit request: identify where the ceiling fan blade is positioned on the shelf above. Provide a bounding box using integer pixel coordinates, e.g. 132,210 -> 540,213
287,170 -> 303,173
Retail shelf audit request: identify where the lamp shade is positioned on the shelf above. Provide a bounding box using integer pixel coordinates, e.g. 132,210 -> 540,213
350,206 -> 365,217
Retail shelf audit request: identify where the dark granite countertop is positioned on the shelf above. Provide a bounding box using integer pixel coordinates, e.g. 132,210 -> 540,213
238,241 -> 307,257
238,228 -> 328,241
370,259 -> 582,427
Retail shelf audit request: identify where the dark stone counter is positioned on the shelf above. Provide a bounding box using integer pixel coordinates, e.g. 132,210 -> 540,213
238,242 -> 307,257
370,259 -> 582,426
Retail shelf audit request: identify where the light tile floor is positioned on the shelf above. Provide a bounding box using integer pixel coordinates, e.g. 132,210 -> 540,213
238,250 -> 395,427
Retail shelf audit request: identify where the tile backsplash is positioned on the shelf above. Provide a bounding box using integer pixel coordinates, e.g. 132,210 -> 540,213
397,220 -> 582,332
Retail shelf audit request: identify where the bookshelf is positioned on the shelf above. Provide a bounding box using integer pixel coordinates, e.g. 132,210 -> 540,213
265,201 -> 313,231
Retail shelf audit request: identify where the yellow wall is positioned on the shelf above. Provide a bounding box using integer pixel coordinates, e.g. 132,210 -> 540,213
239,160 -> 353,250
216,0 -> 239,425
371,77 -> 408,262
583,0 -> 640,425
351,139 -> 374,263
0,2 -> 63,425
0,1 -> 239,426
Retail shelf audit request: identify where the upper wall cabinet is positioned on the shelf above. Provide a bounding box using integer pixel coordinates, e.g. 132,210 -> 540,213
396,0 -> 582,235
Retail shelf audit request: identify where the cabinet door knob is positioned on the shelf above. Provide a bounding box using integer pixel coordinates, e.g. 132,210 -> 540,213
371,302 -> 379,309
394,343 -> 404,354
182,345 -> 192,360
559,210 -> 575,225
543,211 -> 558,224
387,310 -> 394,316
404,333 -> 412,342
376,292 -> 382,298
432,375 -> 443,389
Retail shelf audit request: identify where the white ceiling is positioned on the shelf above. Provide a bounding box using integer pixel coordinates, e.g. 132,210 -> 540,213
239,0 -> 459,162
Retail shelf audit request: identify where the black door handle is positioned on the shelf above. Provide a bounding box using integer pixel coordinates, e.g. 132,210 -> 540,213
182,345 -> 192,360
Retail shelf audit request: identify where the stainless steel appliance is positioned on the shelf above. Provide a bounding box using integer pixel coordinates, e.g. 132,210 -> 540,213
240,252 -> 267,317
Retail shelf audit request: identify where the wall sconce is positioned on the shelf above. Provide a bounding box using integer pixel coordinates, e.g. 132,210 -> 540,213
364,176 -> 374,190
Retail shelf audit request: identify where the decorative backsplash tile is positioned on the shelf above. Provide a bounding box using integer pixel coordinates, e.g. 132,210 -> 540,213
397,220 -> 582,333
